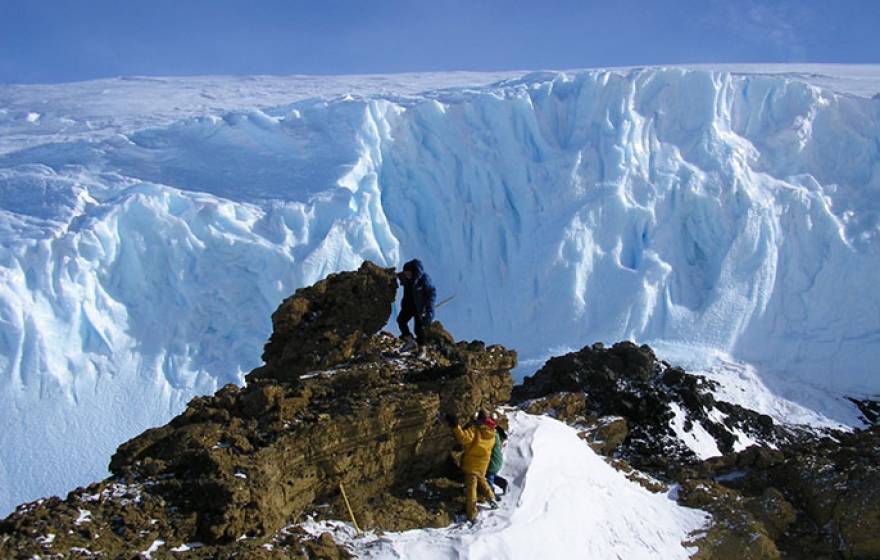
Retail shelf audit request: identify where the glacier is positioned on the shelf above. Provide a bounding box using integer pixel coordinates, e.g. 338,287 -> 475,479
1,66 -> 879,514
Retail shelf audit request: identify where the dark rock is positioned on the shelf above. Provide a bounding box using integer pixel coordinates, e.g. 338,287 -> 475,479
513,340 -> 880,560
679,479 -> 782,560
512,341 -> 788,476
689,426 -> 880,559
766,426 -> 880,559
743,488 -> 796,541
847,396 -> 880,425
661,367 -> 686,386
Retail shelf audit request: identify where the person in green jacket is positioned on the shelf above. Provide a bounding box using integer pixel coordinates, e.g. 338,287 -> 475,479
485,420 -> 508,495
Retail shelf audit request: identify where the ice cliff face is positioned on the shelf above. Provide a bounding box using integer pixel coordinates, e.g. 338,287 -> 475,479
379,70 -> 880,389
1,67 -> 878,513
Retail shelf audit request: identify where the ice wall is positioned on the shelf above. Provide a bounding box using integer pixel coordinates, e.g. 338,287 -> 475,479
0,68 -> 878,513
380,69 -> 880,393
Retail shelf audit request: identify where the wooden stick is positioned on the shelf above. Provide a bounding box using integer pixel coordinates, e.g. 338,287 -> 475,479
338,481 -> 362,535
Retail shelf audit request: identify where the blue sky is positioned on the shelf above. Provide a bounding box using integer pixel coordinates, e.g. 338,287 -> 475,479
1,0 -> 878,84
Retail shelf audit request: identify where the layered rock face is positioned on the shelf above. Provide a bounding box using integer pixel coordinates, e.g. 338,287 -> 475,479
512,341 -> 880,560
0,262 -> 515,558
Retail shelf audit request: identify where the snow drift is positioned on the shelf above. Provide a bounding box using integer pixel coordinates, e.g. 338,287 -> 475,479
1,66 -> 879,514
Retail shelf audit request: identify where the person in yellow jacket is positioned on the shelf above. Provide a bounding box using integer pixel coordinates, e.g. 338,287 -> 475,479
445,410 -> 498,521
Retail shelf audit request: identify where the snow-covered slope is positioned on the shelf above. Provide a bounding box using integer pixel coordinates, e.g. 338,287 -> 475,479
1,65 -> 879,514
303,412 -> 707,560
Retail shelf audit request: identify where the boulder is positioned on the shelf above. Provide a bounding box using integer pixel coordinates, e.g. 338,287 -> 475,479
585,416 -> 629,455
256,261 -> 398,382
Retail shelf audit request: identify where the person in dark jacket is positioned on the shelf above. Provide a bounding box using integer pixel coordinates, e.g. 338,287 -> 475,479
397,259 -> 436,350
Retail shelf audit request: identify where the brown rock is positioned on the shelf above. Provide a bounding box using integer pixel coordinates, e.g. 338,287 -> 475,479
256,261 -> 398,382
585,416 -> 629,455
2,261 -> 515,558
523,392 -> 590,423
743,488 -> 796,541
679,479 -> 781,560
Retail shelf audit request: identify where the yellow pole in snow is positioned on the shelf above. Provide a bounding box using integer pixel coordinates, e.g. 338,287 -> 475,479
338,481 -> 362,535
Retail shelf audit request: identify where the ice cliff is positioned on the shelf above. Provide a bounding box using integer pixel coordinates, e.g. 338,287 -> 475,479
1,66 -> 878,513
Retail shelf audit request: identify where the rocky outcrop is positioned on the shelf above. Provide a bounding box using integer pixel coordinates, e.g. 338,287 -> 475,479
513,341 -> 786,475
255,261 -> 399,382
692,426 -> 880,559
106,330 -> 513,544
848,397 -> 880,426
512,341 -> 880,560
0,262 -> 515,558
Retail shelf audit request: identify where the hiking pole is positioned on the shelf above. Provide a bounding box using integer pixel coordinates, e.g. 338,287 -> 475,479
338,481 -> 362,536
435,294 -> 456,309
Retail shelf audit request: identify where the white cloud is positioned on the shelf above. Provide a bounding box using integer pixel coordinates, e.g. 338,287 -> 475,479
706,0 -> 815,60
